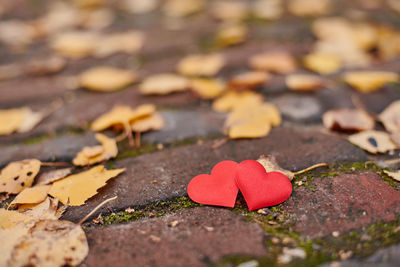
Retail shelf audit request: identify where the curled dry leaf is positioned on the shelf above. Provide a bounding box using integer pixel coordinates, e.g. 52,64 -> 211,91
249,51 -> 297,74
0,159 -> 41,194
94,31 -> 144,58
50,31 -> 98,58
286,74 -> 324,92
303,53 -> 342,74
73,133 -> 118,166
384,170 -> 400,182
49,165 -> 125,206
24,56 -> 66,76
163,0 -> 205,17
216,23 -> 247,47
91,104 -> 155,131
177,54 -> 225,77
131,112 -> 165,132
212,91 -> 263,112
257,155 -> 295,180
287,0 -> 331,16
379,100 -> 400,133
323,108 -> 375,132
0,107 -> 43,135
140,73 -> 189,95
225,102 -> 281,139
343,71 -> 399,93
251,0 -> 283,20
36,168 -> 73,185
348,130 -> 397,154
9,220 -> 89,267
190,78 -> 226,99
211,1 -> 248,21
229,71 -> 269,91
20,197 -> 65,220
11,185 -> 51,206
79,66 -> 136,92
0,209 -> 33,229
0,223 -> 30,267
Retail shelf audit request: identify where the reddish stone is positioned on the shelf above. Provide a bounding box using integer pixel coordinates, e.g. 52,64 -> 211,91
83,207 -> 267,267
284,172 -> 400,238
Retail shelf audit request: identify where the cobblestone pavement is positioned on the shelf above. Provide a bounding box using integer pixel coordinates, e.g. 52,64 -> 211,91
1,0 -> 400,266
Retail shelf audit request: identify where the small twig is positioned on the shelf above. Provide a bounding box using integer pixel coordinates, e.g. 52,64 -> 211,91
124,123 -> 134,147
41,162 -> 70,167
294,163 -> 329,175
77,196 -> 117,225
211,137 -> 229,150
135,132 -> 141,148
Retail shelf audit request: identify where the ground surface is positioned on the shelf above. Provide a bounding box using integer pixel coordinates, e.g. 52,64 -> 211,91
1,0 -> 400,266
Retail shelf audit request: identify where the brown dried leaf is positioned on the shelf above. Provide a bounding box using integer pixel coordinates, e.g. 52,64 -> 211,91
323,108 -> 375,132
73,133 -> 118,166
384,170 -> 400,182
286,74 -> 324,92
49,165 -> 125,206
177,54 -> 225,77
229,71 -> 269,91
36,168 -> 73,185
79,66 -> 136,92
249,51 -> 297,74
20,197 -> 64,220
9,220 -> 89,267
303,53 -> 342,74
0,159 -> 41,194
257,155 -> 295,180
140,73 -> 189,95
379,100 -> 400,134
348,130 -> 398,154
24,56 -> 66,76
0,223 -> 30,267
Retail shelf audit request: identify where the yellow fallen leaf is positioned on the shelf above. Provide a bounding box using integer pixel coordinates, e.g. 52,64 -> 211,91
50,31 -> 98,58
216,23 -> 247,47
251,0 -> 283,20
190,78 -> 226,99
249,51 -> 297,74
131,113 -> 165,132
0,209 -> 32,229
140,73 -> 189,95
19,197 -> 65,220
288,0 -> 331,16
211,1 -> 248,21
94,31 -> 144,57
379,100 -> 400,133
212,90 -> 263,112
49,165 -> 125,206
343,71 -> 399,93
73,133 -> 118,166
24,56 -> 66,76
226,102 -> 281,139
323,108 -> 375,132
348,130 -> 398,154
79,66 -> 136,92
303,53 -> 342,74
0,107 -> 43,135
163,0 -> 205,17
177,54 -> 225,77
9,220 -> 89,267
384,170 -> 400,182
11,185 -> 51,206
120,0 -> 158,14
376,26 -> 400,60
286,74 -> 324,92
229,71 -> 269,91
91,104 -> 155,131
0,159 -> 41,194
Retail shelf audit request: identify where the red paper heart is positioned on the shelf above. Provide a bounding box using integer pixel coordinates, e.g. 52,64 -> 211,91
187,160 -> 239,207
236,160 -> 292,211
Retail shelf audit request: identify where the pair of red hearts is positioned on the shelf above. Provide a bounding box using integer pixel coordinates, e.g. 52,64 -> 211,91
187,160 -> 292,211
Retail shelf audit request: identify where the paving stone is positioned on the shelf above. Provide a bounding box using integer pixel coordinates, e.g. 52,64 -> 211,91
270,94 -> 322,122
321,243 -> 400,267
284,172 -> 400,238
62,127 -> 367,222
83,207 -> 267,267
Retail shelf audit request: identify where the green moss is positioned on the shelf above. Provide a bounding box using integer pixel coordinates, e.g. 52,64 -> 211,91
100,196 -> 200,226
116,142 -> 158,160
22,135 -> 48,145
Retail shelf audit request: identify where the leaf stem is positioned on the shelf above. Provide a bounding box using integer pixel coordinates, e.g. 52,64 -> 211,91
294,163 -> 328,175
77,196 -> 117,225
